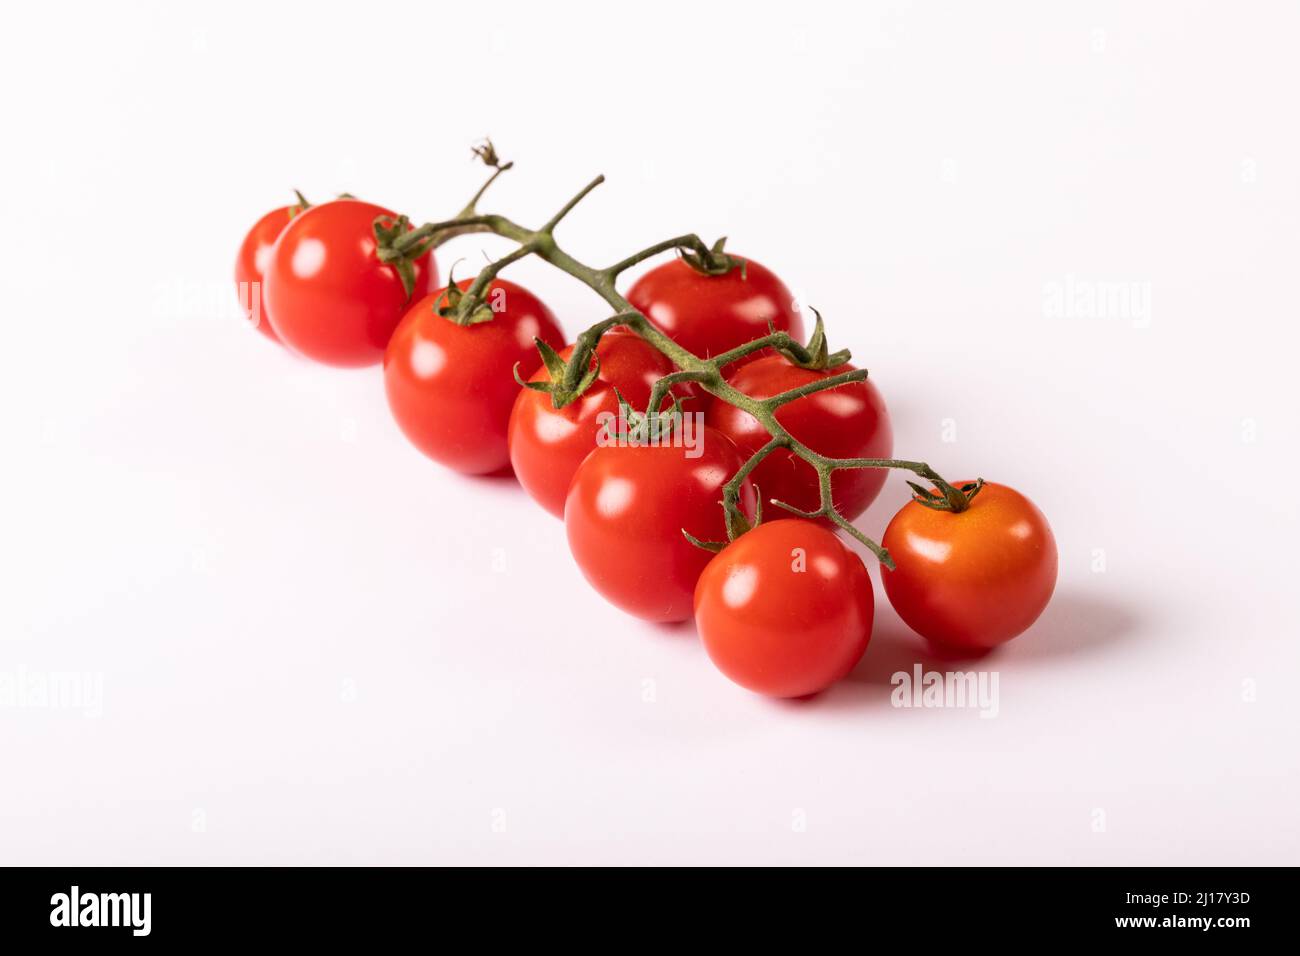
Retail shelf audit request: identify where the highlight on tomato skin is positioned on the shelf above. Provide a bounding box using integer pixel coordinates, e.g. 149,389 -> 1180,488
694,519 -> 874,698
384,277 -> 564,476
263,199 -> 439,368
234,205 -> 297,344
626,255 -> 803,370
564,426 -> 757,624
881,482 -> 1058,652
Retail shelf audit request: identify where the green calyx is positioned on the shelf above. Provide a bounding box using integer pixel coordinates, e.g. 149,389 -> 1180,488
513,338 -> 602,409
777,308 -> 852,371
682,481 -> 764,555
680,236 -> 747,278
724,481 -> 762,540
432,263 -> 496,326
906,478 -> 985,513
515,316 -> 641,409
608,388 -> 695,445
373,214 -> 433,303
681,529 -> 726,554
290,190 -> 311,218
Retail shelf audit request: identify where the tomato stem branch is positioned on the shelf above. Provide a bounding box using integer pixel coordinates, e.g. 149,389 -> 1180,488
375,150 -> 976,564
542,175 -> 605,234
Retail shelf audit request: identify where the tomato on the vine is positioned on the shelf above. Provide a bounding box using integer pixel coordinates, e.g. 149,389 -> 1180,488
694,519 -> 874,697
264,199 -> 438,367
385,277 -> 564,475
705,354 -> 893,524
626,255 -> 803,370
881,482 -> 1057,651
234,203 -> 301,344
565,427 -> 755,623
508,331 -> 682,517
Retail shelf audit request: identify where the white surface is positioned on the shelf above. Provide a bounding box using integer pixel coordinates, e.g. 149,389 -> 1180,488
1,0 -> 1297,865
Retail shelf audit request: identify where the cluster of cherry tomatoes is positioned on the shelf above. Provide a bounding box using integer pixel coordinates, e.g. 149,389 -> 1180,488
236,185 -> 1057,699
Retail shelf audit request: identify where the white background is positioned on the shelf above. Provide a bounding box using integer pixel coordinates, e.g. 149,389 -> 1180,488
2,1 -> 1297,865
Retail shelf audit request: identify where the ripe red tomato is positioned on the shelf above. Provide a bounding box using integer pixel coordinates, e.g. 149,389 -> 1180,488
385,277 -> 564,475
881,482 -> 1057,651
695,519 -> 874,697
234,204 -> 297,343
565,427 -> 756,623
705,354 -> 893,523
264,200 -> 438,367
626,255 -> 803,368
508,331 -> 680,518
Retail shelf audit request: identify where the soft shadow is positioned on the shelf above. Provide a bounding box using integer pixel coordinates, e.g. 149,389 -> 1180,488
1002,590 -> 1142,663
844,616 -> 960,688
809,589 -> 1144,711
468,462 -> 517,482
651,617 -> 698,636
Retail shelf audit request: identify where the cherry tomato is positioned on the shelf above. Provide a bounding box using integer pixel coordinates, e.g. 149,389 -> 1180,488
705,354 -> 893,524
508,331 -> 680,517
695,519 -> 874,697
385,277 -> 564,475
264,200 -> 438,367
565,427 -> 755,623
881,482 -> 1057,651
234,204 -> 298,343
626,255 -> 803,369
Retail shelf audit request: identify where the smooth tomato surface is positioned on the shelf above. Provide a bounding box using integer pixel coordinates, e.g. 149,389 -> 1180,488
881,482 -> 1057,651
705,355 -> 893,523
626,255 -> 803,369
508,331 -> 679,517
385,278 -> 564,475
565,427 -> 755,623
695,519 -> 873,697
264,200 -> 438,367
234,204 -> 295,343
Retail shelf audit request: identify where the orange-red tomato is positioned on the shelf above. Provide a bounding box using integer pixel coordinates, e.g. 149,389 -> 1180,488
565,428 -> 755,623
626,255 -> 803,369
881,482 -> 1057,651
234,204 -> 296,344
705,355 -> 893,523
385,278 -> 564,475
695,519 -> 874,697
507,331 -> 679,517
264,200 -> 438,367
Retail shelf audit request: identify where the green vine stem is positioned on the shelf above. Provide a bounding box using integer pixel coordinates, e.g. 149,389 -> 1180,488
375,144 -> 977,569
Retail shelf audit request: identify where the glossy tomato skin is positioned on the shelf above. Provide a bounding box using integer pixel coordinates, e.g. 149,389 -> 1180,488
695,520 -> 873,698
564,427 -> 756,623
264,200 -> 438,367
882,482 -> 1057,651
235,205 -> 297,343
626,256 -> 803,369
385,278 -> 564,475
508,331 -> 678,518
705,355 -> 893,523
